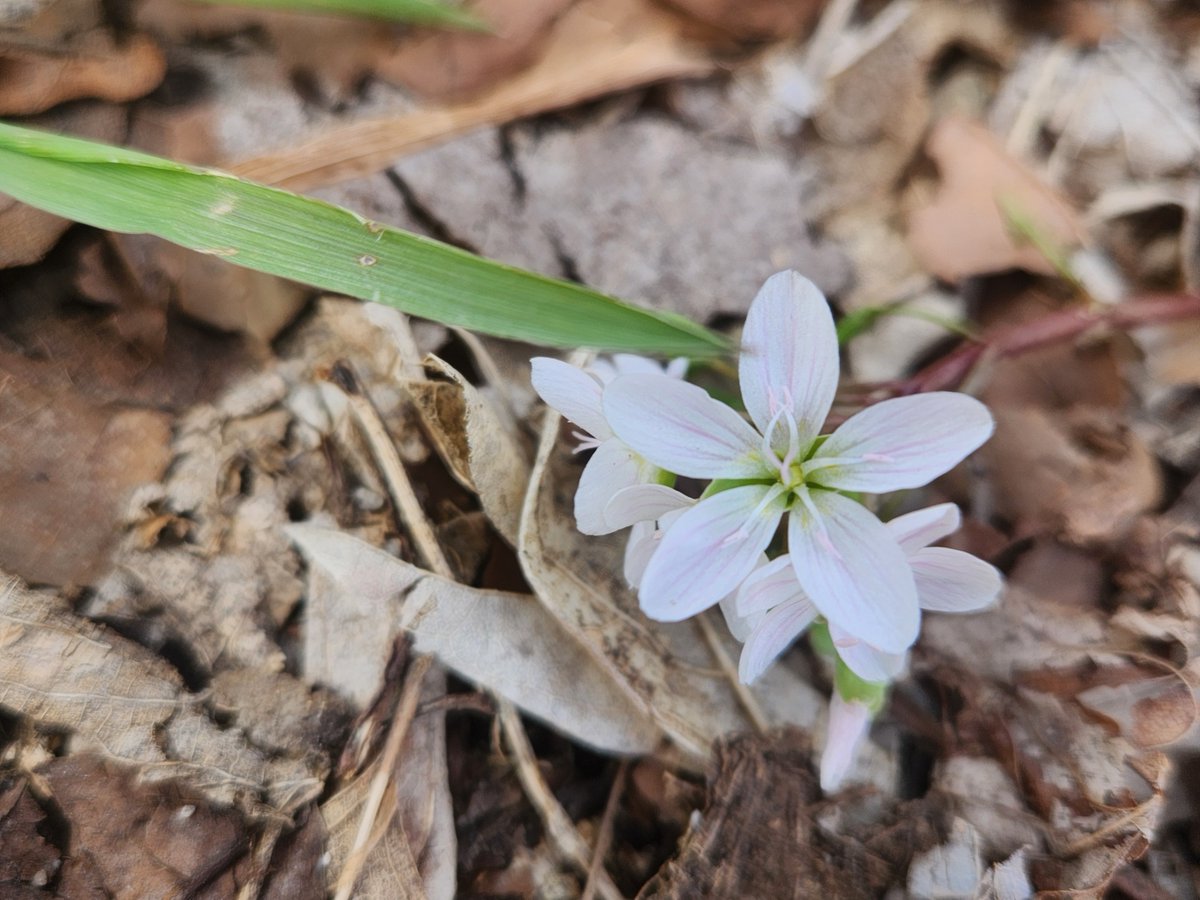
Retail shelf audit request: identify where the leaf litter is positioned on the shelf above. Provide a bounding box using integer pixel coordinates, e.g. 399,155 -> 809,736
6,0 -> 1200,896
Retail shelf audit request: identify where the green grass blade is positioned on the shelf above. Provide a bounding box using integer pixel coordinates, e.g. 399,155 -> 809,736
196,0 -> 488,28
0,122 -> 726,357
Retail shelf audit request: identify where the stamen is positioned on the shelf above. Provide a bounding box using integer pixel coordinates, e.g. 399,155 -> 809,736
834,635 -> 859,648
759,405 -> 788,474
796,488 -> 845,563
720,484 -> 787,546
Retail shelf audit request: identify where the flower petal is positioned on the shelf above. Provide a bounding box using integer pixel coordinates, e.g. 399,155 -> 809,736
829,624 -> 906,683
604,484 -> 692,531
574,439 -> 642,535
638,485 -> 785,621
911,547 -> 1003,612
605,375 -> 767,479
808,393 -> 994,493
530,357 -> 610,439
738,598 -> 817,684
736,554 -> 804,616
787,489 -> 919,654
820,693 -> 872,793
623,520 -> 657,588
739,270 -> 839,450
720,572 -> 766,643
886,503 -> 961,554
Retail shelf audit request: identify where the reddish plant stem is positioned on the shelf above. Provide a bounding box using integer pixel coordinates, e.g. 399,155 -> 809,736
845,293 -> 1200,402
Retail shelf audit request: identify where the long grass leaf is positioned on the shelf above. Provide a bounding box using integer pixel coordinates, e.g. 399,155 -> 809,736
0,122 -> 726,357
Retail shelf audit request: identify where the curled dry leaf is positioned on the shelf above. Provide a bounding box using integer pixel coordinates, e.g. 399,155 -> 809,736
408,355 -> 530,546
0,578 -> 322,815
0,31 -> 165,115
518,412 -> 823,764
907,116 -> 1086,283
288,524 -> 662,755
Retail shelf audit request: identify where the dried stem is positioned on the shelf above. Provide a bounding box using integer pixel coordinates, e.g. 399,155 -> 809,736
333,654 -> 434,900
848,292 -> 1200,402
580,760 -> 630,900
330,360 -> 455,580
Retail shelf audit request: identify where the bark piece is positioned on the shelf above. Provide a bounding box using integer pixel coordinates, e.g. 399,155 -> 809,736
642,731 -> 946,898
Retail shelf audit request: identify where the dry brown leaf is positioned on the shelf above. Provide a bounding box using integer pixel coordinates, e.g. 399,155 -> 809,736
907,116 -> 1086,283
288,523 -> 663,755
38,754 -> 249,899
0,578 -> 322,815
658,0 -> 823,40
230,0 -> 714,190
0,353 -> 173,586
0,31 -> 165,114
518,412 -> 823,765
920,549 -> 1176,894
377,0 -> 573,101
0,777 -> 58,891
982,405 -> 1161,542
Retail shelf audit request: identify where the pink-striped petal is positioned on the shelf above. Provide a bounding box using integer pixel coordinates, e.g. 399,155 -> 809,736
604,484 -> 692,531
738,271 -> 839,451
738,598 -> 817,684
911,547 -> 1003,612
720,576 -> 766,643
736,554 -> 805,616
638,485 -> 785,621
530,357 -> 610,439
574,439 -> 642,535
605,375 -> 767,479
787,489 -> 919,654
623,520 -> 657,588
829,624 -> 906,683
886,503 -> 961,554
820,693 -> 873,793
807,393 -> 994,493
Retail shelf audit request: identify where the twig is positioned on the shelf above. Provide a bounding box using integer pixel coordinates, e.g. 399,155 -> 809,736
851,293 -> 1200,401
329,360 -> 455,580
580,760 -> 630,900
696,610 -> 769,735
497,700 -> 625,900
333,654 -> 434,900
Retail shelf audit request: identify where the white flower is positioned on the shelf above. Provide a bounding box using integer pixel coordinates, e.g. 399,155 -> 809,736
820,692 -> 873,793
604,271 -> 994,653
530,354 -> 687,536
734,503 -> 1003,684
